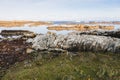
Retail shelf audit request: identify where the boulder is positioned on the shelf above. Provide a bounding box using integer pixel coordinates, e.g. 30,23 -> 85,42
26,48 -> 34,54
27,33 -> 120,53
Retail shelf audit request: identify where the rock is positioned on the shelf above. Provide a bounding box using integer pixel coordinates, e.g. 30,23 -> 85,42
0,30 -> 36,38
27,33 -> 120,53
26,38 -> 34,43
69,30 -> 120,38
26,48 -> 34,54
29,33 -> 57,50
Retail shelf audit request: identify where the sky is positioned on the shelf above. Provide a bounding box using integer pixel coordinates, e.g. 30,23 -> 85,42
0,0 -> 120,21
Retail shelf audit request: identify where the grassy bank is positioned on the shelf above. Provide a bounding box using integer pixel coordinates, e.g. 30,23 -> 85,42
1,52 -> 120,80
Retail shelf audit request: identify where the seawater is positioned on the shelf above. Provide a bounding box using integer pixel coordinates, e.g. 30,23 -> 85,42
0,25 -> 73,35
0,24 -> 120,35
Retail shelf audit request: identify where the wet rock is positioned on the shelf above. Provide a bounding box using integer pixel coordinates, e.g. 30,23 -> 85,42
0,30 -> 36,38
27,33 -> 120,53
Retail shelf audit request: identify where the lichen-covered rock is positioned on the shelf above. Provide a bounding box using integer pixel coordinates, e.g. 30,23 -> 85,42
28,34 -> 57,50
27,33 -> 120,53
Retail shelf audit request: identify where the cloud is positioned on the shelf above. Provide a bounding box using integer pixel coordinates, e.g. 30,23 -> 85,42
0,0 -> 120,20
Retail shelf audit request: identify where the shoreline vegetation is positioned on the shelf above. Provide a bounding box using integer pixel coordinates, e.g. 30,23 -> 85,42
0,20 -> 52,27
0,20 -> 120,80
48,25 -> 114,31
1,51 -> 120,80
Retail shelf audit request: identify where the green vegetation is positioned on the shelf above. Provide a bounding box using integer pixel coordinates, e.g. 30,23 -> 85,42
1,52 -> 120,80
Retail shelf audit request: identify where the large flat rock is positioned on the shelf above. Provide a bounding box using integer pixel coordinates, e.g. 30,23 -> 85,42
27,33 -> 120,53
69,30 -> 120,38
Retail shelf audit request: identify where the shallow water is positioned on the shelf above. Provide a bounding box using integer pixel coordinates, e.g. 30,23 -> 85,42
0,24 -> 120,35
114,25 -> 120,29
0,25 -> 74,35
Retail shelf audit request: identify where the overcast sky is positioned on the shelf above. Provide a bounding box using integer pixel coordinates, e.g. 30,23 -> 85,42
0,0 -> 120,21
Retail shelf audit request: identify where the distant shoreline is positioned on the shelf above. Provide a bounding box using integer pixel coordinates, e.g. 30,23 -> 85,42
0,20 -> 120,27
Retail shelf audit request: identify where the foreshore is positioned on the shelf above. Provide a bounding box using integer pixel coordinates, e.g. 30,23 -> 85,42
0,29 -> 120,79
0,29 -> 120,68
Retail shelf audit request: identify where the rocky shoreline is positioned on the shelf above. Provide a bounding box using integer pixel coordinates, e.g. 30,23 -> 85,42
0,30 -> 120,67
0,29 -> 120,78
0,38 -> 31,68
